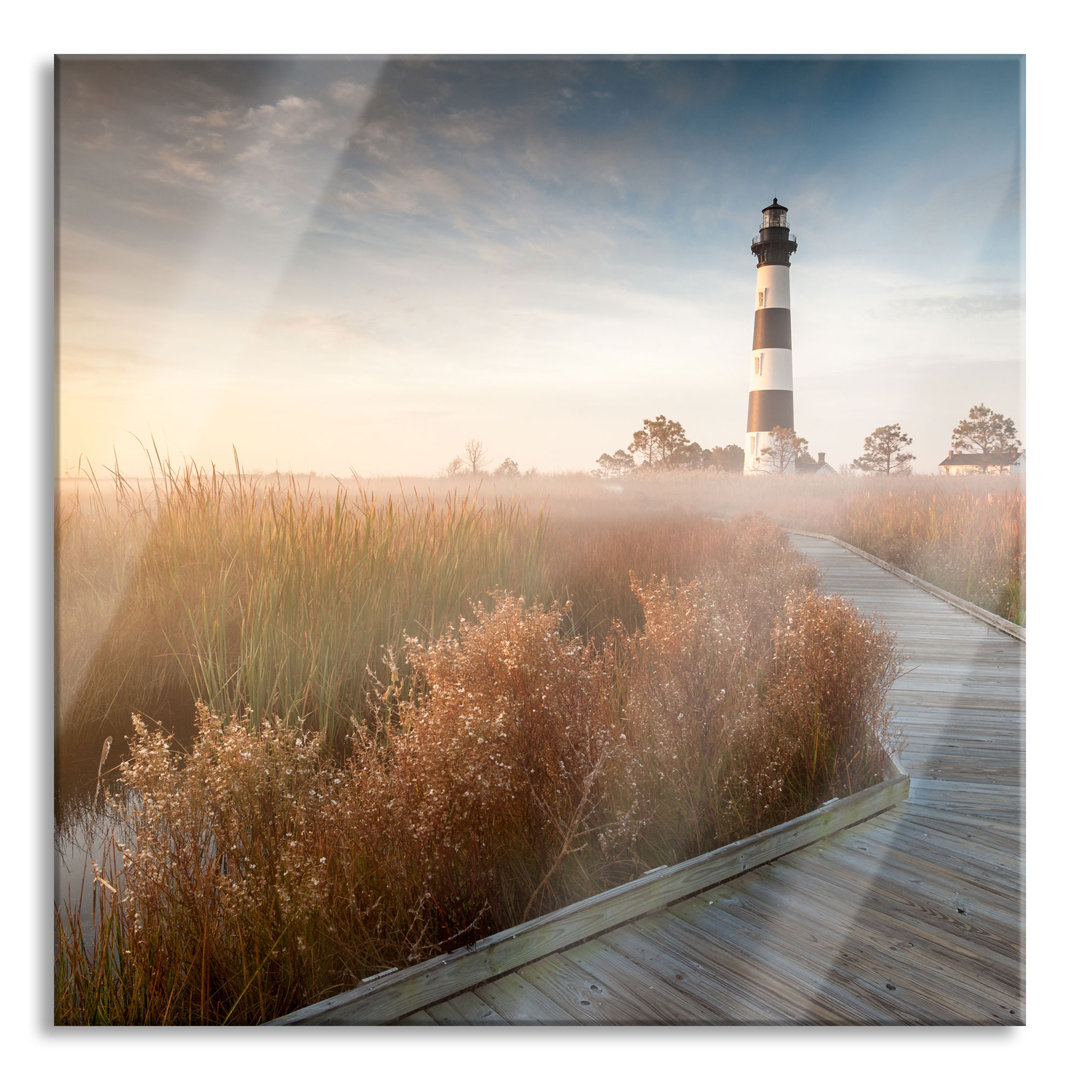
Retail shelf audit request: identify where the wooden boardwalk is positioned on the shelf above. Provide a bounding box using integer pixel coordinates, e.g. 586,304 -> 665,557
274,534 -> 1024,1025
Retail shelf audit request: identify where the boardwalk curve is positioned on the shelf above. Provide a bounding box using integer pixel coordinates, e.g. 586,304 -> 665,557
272,534 -> 1024,1025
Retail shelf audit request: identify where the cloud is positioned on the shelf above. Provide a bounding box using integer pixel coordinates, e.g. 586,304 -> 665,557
329,79 -> 373,110
154,145 -> 216,184
886,287 -> 1024,318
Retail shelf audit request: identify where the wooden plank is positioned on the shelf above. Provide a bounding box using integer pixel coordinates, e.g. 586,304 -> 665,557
612,911 -> 819,1023
729,856 -> 1023,1009
561,938 -> 724,1024
664,898 -> 881,1024
763,849 -> 1025,991
511,952 -> 659,1024
419,992 -> 508,1026
669,888 -> 947,1024
393,1010 -> 437,1025
593,921 -> 776,1024
673,888 -> 919,1023
788,531 -> 1025,641
471,971 -> 578,1024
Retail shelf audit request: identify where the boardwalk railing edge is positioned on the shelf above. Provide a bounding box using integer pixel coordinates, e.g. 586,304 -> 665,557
787,530 -> 1026,643
269,759 -> 909,1026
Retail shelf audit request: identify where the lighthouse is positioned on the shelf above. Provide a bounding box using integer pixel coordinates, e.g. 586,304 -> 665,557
745,198 -> 797,473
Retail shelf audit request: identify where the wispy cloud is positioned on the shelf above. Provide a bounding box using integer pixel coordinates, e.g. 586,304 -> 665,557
887,287 -> 1024,318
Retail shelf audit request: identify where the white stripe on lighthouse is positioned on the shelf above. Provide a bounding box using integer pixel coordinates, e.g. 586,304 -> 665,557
754,264 -> 790,309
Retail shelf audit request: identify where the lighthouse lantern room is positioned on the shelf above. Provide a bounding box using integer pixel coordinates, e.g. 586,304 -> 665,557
745,198 -> 797,473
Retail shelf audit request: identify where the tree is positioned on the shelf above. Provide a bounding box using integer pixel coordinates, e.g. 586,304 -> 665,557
442,456 -> 465,477
493,457 -> 520,478
464,439 -> 488,475
705,444 -> 745,473
671,440 -> 707,470
759,427 -> 808,473
594,449 -> 636,479
851,423 -> 915,475
597,421 -> 746,476
951,404 -> 1021,469
628,415 -> 689,469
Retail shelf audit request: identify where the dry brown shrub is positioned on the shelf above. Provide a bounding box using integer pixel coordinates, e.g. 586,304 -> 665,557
339,593 -> 637,945
618,520 -> 897,862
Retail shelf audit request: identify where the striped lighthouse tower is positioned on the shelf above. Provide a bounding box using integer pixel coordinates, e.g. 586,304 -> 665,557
745,198 -> 798,473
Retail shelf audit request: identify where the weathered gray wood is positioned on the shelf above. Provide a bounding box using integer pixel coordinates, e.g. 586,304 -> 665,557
423,991 -> 508,1026
471,971 -> 577,1024
562,938 -> 724,1024
511,952 -> 655,1024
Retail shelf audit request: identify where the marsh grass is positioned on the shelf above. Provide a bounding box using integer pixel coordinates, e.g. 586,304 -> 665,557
57,463 -> 771,781
588,469 -> 1025,624
807,482 -> 1026,624
55,503 -> 903,1025
56,458 -> 551,782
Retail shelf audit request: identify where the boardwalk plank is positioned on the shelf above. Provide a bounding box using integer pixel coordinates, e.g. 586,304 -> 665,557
471,971 -> 578,1025
512,952 -> 667,1025
731,857 -> 1023,1013
562,938 -> 723,1024
423,992 -> 508,1025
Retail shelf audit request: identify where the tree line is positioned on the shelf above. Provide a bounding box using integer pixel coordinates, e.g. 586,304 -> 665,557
440,402 -> 1021,481
595,416 -> 744,478
592,402 -> 1022,479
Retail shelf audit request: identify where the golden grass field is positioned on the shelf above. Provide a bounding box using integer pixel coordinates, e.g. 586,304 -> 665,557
54,462 -> 1022,1024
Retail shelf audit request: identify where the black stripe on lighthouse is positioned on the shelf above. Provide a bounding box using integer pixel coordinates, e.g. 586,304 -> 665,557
747,388 -> 794,432
752,308 -> 792,351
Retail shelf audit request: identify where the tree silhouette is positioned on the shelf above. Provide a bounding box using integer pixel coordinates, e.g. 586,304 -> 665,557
951,404 -> 1021,469
851,424 -> 914,475
464,439 -> 488,475
759,427 -> 807,473
594,449 -> 636,478
628,415 -> 689,469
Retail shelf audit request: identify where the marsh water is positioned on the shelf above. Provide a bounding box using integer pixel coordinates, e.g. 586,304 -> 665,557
54,776 -> 128,945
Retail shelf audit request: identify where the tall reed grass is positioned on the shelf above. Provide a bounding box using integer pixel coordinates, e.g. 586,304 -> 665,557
804,481 -> 1025,624
57,463 -> 781,790
56,460 -> 548,785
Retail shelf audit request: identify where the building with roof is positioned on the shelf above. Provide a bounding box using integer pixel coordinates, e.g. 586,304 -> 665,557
938,449 -> 1023,475
796,452 -> 838,476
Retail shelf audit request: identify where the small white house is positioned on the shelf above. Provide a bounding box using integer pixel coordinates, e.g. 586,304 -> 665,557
796,452 -> 838,476
938,449 -> 1023,476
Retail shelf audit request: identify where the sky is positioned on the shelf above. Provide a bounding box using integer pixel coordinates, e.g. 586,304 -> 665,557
55,55 -> 1023,478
